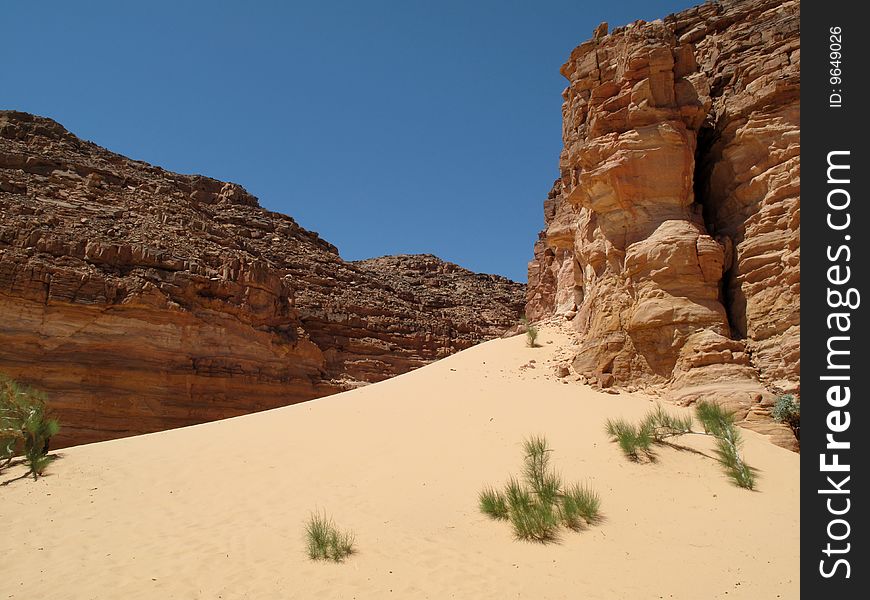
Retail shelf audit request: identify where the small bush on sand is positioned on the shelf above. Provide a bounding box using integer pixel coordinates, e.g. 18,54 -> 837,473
509,494 -> 560,542
479,486 -> 509,520
560,483 -> 601,531
695,401 -> 756,490
520,316 -> 539,347
23,405 -> 60,480
605,402 -> 756,490
604,404 -> 693,462
479,435 -> 601,542
771,393 -> 800,441
0,375 -> 60,479
305,512 -> 355,562
604,418 -> 653,461
0,432 -> 16,474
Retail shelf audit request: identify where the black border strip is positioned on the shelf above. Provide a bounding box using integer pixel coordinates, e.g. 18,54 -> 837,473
803,1 -> 866,595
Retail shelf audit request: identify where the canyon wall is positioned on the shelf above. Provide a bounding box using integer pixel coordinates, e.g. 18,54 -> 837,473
527,0 -> 799,447
0,111 -> 525,447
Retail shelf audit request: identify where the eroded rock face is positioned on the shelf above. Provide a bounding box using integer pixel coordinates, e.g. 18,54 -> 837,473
0,111 -> 526,447
527,0 -> 799,447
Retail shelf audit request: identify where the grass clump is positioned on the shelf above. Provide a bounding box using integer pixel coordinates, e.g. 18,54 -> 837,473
605,402 -> 756,490
560,483 -> 601,531
305,512 -> 355,562
0,374 -> 60,479
522,435 -> 562,505
695,401 -> 756,490
645,404 -> 694,441
479,435 -> 601,543
604,418 -> 653,461
520,316 -> 539,347
771,393 -> 800,441
509,495 -> 560,542
604,404 -> 695,462
479,486 -> 509,520
0,433 -> 16,474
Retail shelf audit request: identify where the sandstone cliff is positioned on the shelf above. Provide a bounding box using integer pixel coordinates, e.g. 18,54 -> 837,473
527,0 -> 799,447
0,111 -> 525,447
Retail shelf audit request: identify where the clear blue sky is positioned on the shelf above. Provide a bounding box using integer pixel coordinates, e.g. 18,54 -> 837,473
5,0 -> 694,282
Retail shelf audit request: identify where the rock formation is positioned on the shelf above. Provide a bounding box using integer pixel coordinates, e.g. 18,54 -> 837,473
527,0 -> 799,447
0,111 -> 525,447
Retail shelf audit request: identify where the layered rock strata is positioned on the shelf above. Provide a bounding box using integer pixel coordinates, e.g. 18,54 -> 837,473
0,111 -> 525,447
527,0 -> 799,447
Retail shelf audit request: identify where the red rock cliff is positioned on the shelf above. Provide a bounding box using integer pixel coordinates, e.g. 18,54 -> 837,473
0,111 -> 526,447
527,0 -> 799,447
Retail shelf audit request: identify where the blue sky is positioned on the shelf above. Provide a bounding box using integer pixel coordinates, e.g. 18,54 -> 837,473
5,0 -> 694,281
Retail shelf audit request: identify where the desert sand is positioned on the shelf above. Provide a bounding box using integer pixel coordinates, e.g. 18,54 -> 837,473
0,323 -> 799,599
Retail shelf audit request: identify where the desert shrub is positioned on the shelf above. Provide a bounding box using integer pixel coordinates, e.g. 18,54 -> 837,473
305,512 -> 355,562
520,316 -> 539,348
605,402 -> 756,490
695,401 -> 756,490
0,375 -> 60,479
22,404 -> 60,480
1,385 -> 19,473
560,483 -> 600,530
522,435 -> 562,505
509,495 -> 560,542
644,404 -> 694,441
479,486 -> 509,520
0,433 -> 16,473
479,436 -> 601,542
771,394 -> 800,440
604,418 -> 653,461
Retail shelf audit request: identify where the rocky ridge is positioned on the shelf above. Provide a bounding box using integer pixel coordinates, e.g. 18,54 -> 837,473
526,0 -> 799,448
0,111 -> 525,447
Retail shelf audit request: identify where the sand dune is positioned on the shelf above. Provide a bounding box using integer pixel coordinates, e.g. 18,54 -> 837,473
1,324 -> 798,599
